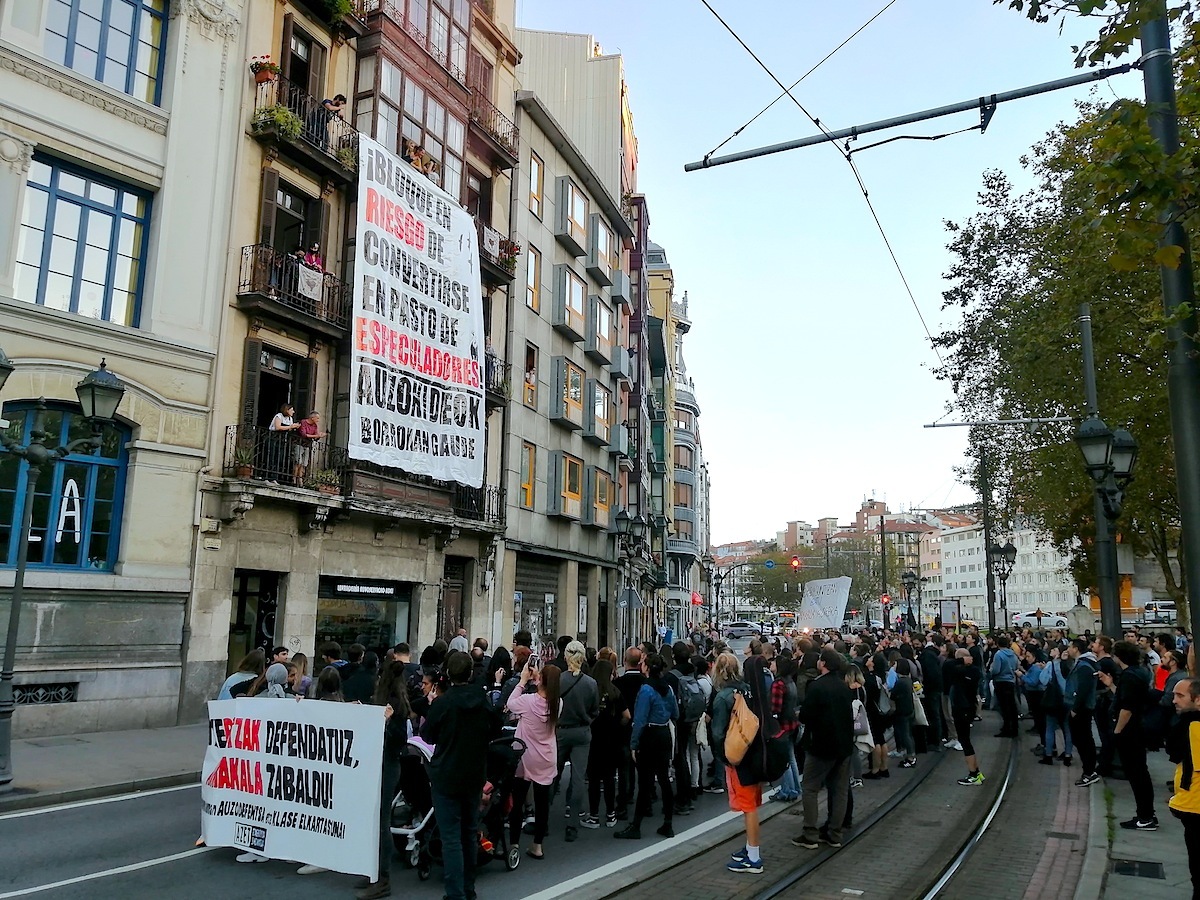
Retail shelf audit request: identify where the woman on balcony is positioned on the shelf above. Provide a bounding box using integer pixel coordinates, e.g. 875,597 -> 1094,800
267,403 -> 300,484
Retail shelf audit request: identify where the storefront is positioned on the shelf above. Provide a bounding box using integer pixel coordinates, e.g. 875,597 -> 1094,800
316,576 -> 412,660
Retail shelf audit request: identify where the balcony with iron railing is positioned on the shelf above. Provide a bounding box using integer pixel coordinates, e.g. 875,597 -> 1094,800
360,0 -> 468,85
466,87 -> 519,169
222,424 -> 504,526
251,74 -> 358,184
236,245 -> 352,338
484,352 -> 511,409
474,218 -> 517,286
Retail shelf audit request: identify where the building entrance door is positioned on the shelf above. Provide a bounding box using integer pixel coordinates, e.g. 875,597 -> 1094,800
227,570 -> 280,672
439,558 -> 467,640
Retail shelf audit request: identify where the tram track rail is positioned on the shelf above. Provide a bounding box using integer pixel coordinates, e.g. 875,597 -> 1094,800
753,736 -> 1023,900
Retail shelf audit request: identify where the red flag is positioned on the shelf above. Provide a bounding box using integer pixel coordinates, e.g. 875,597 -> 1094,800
690,591 -> 703,606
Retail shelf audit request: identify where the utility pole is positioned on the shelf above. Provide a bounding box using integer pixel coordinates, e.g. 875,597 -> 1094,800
1079,304 -> 1121,635
1141,3 -> 1200,634
980,447 -> 998,634
880,515 -> 887,624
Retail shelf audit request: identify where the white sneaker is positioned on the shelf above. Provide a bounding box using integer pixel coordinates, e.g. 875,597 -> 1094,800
236,852 -> 268,863
949,740 -> 963,751
297,864 -> 327,875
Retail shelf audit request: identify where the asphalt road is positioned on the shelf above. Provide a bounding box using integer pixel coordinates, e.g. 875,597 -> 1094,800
0,771 -> 741,899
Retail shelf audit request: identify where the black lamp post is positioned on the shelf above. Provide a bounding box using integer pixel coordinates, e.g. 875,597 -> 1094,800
1074,415 -> 1138,636
901,569 -> 918,629
988,541 -> 1017,628
0,353 -> 126,793
614,510 -> 648,648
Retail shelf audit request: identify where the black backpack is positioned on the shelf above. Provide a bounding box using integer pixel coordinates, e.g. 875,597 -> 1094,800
677,673 -> 707,723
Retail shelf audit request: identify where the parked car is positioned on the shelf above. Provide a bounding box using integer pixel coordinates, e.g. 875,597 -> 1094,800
723,621 -> 762,639
1013,611 -> 1068,628
1145,601 -> 1177,623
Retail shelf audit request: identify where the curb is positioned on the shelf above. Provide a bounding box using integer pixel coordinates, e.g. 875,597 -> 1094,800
0,772 -> 201,814
1074,779 -> 1109,900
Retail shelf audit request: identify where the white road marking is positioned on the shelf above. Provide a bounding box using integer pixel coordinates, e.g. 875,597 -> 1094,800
0,847 -> 215,897
521,808 -> 745,900
0,783 -> 197,821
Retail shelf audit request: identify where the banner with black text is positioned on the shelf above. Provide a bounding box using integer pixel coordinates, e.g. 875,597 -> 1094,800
201,698 -> 384,877
350,135 -> 485,486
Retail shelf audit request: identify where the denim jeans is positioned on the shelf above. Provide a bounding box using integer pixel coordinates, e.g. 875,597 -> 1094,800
776,736 -> 801,797
431,789 -> 480,900
1045,713 -> 1073,756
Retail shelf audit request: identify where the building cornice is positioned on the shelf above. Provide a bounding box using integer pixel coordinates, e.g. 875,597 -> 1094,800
0,44 -> 170,135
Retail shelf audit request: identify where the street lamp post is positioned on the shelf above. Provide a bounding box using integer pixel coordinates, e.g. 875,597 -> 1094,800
988,541 -> 1017,629
902,570 -> 918,631
614,509 -> 648,650
0,352 -> 126,793
1074,415 -> 1138,637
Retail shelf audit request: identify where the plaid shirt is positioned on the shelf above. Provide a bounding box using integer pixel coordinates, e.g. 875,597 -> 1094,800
770,677 -> 800,734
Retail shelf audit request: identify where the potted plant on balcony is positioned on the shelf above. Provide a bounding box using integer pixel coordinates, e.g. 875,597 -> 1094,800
336,144 -> 358,172
233,442 -> 256,478
498,238 -> 521,274
326,0 -> 353,24
253,104 -> 303,142
249,55 -> 281,84
306,469 -> 342,496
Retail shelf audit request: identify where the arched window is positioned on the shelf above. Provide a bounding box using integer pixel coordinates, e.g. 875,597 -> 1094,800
0,403 -> 129,570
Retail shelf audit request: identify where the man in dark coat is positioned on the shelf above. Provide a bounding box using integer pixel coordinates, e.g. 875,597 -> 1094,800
416,651 -> 501,900
792,649 -> 853,850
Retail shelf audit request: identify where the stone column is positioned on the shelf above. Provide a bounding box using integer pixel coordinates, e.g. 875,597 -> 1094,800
0,125 -> 34,298
557,558 -> 579,639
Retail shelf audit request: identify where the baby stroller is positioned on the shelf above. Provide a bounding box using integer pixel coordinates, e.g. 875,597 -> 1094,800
389,734 -> 526,881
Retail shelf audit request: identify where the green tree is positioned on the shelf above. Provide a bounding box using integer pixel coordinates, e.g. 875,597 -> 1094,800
933,101 -> 1188,623
742,541 -> 903,622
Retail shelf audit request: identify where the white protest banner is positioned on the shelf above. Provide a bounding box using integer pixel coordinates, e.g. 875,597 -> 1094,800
795,576 -> 853,631
350,135 -> 485,487
201,698 -> 384,877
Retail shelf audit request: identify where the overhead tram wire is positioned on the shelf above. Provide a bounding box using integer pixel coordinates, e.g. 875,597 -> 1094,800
698,0 -> 944,366
704,0 -> 900,162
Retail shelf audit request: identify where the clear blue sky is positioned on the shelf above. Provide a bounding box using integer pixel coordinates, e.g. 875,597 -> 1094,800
514,0 -> 1139,544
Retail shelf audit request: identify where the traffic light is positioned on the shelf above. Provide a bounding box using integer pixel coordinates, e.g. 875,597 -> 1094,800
790,555 -> 802,572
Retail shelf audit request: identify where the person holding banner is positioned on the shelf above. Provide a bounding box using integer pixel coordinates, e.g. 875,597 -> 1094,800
358,661 -> 413,896
420,652 -> 501,900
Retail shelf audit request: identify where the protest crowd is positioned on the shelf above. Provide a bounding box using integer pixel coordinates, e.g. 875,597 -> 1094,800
205,619 -> 1200,900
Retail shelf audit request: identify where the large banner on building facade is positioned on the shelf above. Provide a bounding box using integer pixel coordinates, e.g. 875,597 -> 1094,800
350,135 -> 485,486
794,576 -> 853,631
200,698 -> 384,877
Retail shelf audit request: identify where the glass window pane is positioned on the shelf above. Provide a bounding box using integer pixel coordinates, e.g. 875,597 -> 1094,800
29,160 -> 52,188
86,211 -> 113,249
77,281 -> 105,318
87,531 -> 110,568
87,180 -> 116,206
14,263 -> 41,304
17,226 -> 45,267
117,218 -> 139,255
109,290 -> 134,326
109,0 -> 134,34
43,272 -> 73,311
49,236 -> 78,274
381,58 -> 401,104
105,28 -> 131,65
121,191 -> 144,217
447,117 -> 464,154
76,14 -> 102,52
52,203 -> 81,239
404,81 -> 424,119
82,244 -> 109,283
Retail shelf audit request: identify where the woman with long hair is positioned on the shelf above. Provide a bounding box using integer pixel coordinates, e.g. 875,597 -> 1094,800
315,666 -> 344,702
710,652 -> 763,874
290,652 -> 312,697
582,659 -> 627,828
615,653 -> 678,841
862,653 -> 891,778
507,660 -> 561,860
891,659 -> 917,767
770,654 -> 801,801
218,648 -> 265,699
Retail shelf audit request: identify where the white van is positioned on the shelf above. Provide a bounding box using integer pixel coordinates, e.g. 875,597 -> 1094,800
1145,601 -> 1177,623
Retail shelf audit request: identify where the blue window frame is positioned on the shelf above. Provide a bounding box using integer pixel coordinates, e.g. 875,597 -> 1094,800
14,156 -> 152,328
0,404 -> 129,572
44,0 -> 168,105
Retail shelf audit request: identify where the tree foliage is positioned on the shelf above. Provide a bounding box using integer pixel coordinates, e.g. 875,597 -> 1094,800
742,542 -> 903,618
934,101 -> 1188,619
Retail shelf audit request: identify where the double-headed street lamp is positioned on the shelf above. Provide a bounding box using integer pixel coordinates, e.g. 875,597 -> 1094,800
614,509 -> 648,648
987,541 -> 1017,627
0,348 -> 126,793
901,569 -> 926,630
1074,415 -> 1138,636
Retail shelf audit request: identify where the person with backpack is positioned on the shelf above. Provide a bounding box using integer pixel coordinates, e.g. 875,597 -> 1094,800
862,652 -> 891,779
688,656 -> 714,800
769,654 -> 802,801
1039,648 -> 1074,766
791,649 -> 853,850
710,652 -> 763,874
669,642 -> 704,813
1065,637 -> 1102,787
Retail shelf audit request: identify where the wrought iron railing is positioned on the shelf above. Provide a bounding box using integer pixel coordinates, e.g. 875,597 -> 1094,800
467,88 -> 519,158
224,423 -> 346,489
224,424 -> 504,525
251,74 -> 358,171
485,352 -> 510,398
237,244 -> 352,330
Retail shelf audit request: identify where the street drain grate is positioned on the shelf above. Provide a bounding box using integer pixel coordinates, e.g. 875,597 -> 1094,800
1045,831 -> 1081,840
1110,859 -> 1166,879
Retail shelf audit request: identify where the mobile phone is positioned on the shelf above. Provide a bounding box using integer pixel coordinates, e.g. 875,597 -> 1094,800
529,653 -> 542,670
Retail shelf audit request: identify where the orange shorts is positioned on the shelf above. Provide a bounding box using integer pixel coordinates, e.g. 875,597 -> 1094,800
725,765 -> 762,813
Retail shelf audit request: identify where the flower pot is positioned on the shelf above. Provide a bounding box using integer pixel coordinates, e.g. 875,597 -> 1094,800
317,484 -> 339,496
254,69 -> 276,84
236,465 -> 253,478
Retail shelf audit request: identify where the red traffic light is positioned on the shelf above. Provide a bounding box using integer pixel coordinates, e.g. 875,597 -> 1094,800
790,556 -> 802,571
881,593 -> 891,605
